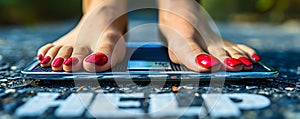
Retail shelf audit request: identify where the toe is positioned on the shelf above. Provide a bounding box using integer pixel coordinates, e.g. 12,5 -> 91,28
84,53 -> 109,72
195,54 -> 220,69
207,45 -> 243,71
51,46 -> 73,71
238,57 -> 253,70
37,44 -> 54,61
63,46 -> 90,72
231,45 -> 253,70
223,58 -> 243,71
83,32 -> 126,72
224,46 -> 251,71
168,38 -> 222,72
40,45 -> 62,67
237,44 -> 261,62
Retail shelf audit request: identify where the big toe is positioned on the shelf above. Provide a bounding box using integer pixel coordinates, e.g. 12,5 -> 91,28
83,32 -> 126,72
168,39 -> 222,72
84,53 -> 109,72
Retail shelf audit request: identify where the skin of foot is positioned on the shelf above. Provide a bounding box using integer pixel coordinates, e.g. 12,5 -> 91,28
157,0 -> 260,72
37,0 -> 261,73
37,0 -> 128,72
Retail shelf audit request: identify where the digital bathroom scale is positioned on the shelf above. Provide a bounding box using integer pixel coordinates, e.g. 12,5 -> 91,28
22,42 -> 279,81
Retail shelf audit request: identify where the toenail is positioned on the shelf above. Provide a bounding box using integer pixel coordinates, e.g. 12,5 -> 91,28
53,57 -> 64,67
37,54 -> 43,61
224,58 -> 243,67
41,56 -> 51,64
252,54 -> 261,61
238,57 -> 252,67
196,54 -> 220,68
64,57 -> 79,66
85,53 -> 108,65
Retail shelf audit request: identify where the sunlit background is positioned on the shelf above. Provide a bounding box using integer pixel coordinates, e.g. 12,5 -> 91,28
0,0 -> 300,25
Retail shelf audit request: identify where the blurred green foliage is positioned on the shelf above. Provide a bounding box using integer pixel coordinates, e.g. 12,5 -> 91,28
0,0 -> 81,25
203,0 -> 300,22
0,0 -> 299,25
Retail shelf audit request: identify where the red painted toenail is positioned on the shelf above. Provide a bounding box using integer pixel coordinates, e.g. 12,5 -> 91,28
224,58 -> 243,67
196,54 -> 220,68
37,54 -> 43,61
238,57 -> 252,67
252,54 -> 261,61
53,58 -> 64,67
41,56 -> 51,64
85,53 -> 108,65
64,57 -> 79,66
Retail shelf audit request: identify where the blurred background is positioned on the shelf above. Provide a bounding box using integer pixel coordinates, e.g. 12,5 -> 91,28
0,0 -> 81,25
0,0 -> 300,25
0,0 -> 299,71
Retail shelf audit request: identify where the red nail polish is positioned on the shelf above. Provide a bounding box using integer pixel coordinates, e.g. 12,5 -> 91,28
224,58 -> 242,67
196,54 -> 220,68
85,53 -> 108,65
41,56 -> 51,64
64,57 -> 79,66
252,54 -> 261,61
53,58 -> 64,67
37,54 -> 43,61
238,57 -> 252,67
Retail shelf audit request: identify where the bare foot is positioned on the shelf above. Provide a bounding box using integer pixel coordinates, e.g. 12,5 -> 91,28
37,0 -> 127,72
158,0 -> 261,72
